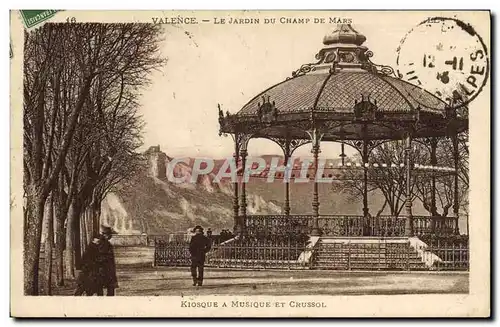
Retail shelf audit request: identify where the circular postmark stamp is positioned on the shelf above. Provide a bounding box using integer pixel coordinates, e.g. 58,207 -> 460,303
396,17 -> 489,109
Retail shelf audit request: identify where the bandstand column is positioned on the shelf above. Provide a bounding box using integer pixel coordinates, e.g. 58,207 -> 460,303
429,138 -> 438,232
340,143 -> 346,165
310,129 -> 323,236
232,136 -> 241,235
362,139 -> 370,236
452,133 -> 460,235
239,148 -> 248,227
404,132 -> 414,236
283,144 -> 291,216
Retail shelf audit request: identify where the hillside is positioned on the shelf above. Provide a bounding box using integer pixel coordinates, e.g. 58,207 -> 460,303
100,163 -> 282,235
99,150 -> 467,235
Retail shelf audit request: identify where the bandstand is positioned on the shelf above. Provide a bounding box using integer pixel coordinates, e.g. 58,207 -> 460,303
155,24 -> 469,271
217,24 -> 468,241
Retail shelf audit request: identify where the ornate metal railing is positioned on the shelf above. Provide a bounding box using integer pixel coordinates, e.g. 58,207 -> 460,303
317,215 -> 363,236
206,236 -> 308,269
318,215 -> 406,237
418,235 -> 469,271
369,215 -> 406,236
425,241 -> 469,271
153,233 -> 468,270
310,240 -> 421,270
154,240 -> 191,266
153,235 -> 308,268
244,215 -> 312,238
152,215 -> 462,269
412,216 -> 457,236
244,214 -> 457,237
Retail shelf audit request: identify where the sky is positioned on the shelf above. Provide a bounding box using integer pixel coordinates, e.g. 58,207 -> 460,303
137,11 -> 488,159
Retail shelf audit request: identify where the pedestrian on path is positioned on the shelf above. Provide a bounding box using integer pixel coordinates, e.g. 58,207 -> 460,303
74,235 -> 102,296
96,225 -> 119,296
189,225 -> 211,286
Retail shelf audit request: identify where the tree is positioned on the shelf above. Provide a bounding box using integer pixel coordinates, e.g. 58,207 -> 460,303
61,23 -> 161,275
369,141 -> 428,216
23,23 -> 165,295
332,140 -> 427,217
24,24 -> 97,295
331,158 -> 381,213
332,136 -> 469,225
414,134 -> 469,218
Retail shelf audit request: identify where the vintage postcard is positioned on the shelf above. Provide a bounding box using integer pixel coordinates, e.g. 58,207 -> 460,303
10,10 -> 490,317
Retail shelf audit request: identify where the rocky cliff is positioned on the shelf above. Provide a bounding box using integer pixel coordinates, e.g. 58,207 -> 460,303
100,146 -> 468,235
100,147 -> 283,234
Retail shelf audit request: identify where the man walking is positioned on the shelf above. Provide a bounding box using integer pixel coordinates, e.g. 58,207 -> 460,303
189,225 -> 211,286
74,235 -> 101,296
96,225 -> 118,296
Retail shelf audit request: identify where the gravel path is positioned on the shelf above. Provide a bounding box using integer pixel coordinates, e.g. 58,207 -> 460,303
49,247 -> 468,296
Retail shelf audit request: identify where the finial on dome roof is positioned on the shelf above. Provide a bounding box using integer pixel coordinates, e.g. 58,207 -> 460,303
323,24 -> 366,46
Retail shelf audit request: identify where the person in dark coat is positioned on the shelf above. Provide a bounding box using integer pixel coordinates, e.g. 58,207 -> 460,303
189,225 -> 211,286
74,235 -> 102,296
95,226 -> 118,296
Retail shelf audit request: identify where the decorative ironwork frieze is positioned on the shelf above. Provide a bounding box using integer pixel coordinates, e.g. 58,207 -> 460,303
219,109 -> 456,140
257,95 -> 279,124
230,132 -> 253,155
267,137 -> 311,158
320,120 -> 348,131
239,133 -> 253,152
306,128 -> 325,147
354,95 -> 379,120
218,104 -> 226,136
291,63 -> 318,78
341,139 -> 392,156
361,50 -> 399,77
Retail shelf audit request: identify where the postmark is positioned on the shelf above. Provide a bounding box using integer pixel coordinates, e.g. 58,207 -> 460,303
20,10 -> 59,28
396,17 -> 489,109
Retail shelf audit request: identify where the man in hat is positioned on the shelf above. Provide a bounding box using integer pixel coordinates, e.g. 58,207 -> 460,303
189,225 -> 211,286
96,225 -> 118,296
74,234 -> 102,296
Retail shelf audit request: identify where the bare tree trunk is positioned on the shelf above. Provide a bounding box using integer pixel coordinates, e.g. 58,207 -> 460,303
466,213 -> 469,236
86,208 -> 93,241
80,209 -> 89,254
43,195 -> 54,295
64,199 -> 84,275
54,204 -> 65,286
23,185 -> 46,295
73,203 -> 82,269
55,175 -> 71,286
86,210 -> 90,247
376,199 -> 388,217
54,179 -> 67,287
64,203 -> 75,279
92,200 -> 101,236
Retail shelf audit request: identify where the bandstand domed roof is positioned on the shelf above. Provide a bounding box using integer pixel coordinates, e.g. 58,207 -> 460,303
218,24 -> 468,141
238,71 -> 446,116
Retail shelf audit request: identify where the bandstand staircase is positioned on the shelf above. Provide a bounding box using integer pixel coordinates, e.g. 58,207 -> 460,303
311,237 -> 428,270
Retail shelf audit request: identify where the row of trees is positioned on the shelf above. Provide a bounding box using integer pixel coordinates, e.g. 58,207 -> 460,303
23,23 -> 165,295
333,133 -> 469,223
